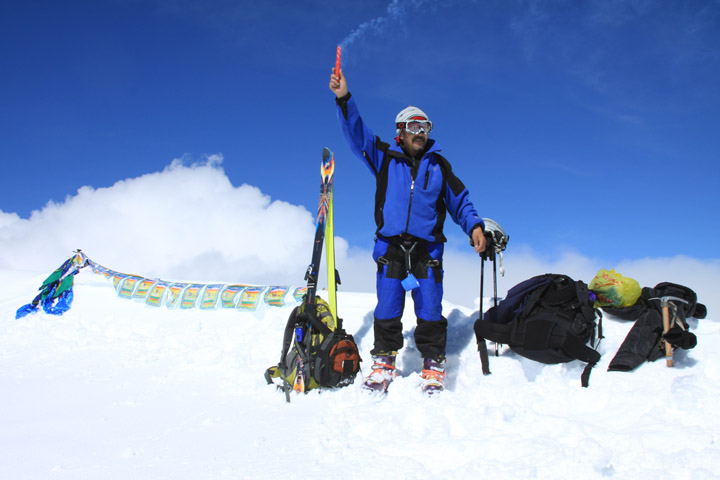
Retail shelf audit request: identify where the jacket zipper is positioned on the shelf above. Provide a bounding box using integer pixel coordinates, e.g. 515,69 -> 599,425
404,178 -> 415,233
405,161 -> 426,234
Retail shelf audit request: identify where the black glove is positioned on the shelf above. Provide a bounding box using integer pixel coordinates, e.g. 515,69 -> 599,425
664,327 -> 697,349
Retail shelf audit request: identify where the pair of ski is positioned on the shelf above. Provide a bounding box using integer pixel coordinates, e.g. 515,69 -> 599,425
292,147 -> 340,394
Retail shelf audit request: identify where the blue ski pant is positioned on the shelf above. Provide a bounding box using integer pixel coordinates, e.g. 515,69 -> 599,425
371,236 -> 447,360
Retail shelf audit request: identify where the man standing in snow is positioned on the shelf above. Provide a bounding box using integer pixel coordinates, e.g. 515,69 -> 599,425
329,68 -> 487,395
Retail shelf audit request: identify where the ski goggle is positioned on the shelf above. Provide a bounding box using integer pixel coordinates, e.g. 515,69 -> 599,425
402,120 -> 432,135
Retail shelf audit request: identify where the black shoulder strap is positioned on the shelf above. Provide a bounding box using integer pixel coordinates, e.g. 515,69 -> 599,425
432,152 -> 468,197
477,339 -> 492,375
298,310 -> 332,336
474,320 -> 513,376
278,306 -> 300,369
264,306 -> 300,391
519,280 -> 553,317
476,317 -> 600,387
574,280 -> 596,320
520,317 -> 601,387
365,136 -> 393,177
432,152 -> 450,177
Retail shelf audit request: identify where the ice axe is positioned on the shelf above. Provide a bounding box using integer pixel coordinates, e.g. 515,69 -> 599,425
653,295 -> 689,367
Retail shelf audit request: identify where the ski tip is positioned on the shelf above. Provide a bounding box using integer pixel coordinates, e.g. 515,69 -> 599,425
321,149 -> 335,177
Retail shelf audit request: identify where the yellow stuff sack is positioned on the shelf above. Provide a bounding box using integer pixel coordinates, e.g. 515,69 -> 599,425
589,269 -> 641,308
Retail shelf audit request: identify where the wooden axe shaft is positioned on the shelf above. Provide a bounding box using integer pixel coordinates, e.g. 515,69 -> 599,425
661,304 -> 673,367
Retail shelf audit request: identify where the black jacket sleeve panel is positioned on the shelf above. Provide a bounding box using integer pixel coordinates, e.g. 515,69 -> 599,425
335,92 -> 352,120
607,309 -> 663,372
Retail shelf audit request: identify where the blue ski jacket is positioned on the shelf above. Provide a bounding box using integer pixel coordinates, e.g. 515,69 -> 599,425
336,93 -> 484,243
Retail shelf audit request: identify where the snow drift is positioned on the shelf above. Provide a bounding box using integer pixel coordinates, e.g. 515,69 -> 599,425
1,266 -> 718,479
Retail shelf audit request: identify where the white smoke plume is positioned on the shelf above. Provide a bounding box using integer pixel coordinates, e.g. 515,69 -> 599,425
340,0 -> 444,52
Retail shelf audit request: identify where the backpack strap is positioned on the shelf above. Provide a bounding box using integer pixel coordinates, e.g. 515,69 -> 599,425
547,278 -> 602,387
520,317 -> 601,387
474,275 -> 554,376
573,280 -> 603,387
264,303 -> 319,396
477,339 -> 492,375
298,311 -> 332,336
264,306 -> 300,386
476,279 -> 602,387
476,317 -> 601,386
474,320 -> 514,375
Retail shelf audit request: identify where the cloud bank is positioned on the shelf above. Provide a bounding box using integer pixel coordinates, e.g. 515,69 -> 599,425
0,156 -> 319,287
2,156 -> 716,315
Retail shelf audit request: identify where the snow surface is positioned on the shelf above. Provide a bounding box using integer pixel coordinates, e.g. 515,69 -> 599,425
1,267 -> 719,480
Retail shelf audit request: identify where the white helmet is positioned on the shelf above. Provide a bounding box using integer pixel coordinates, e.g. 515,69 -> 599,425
395,106 -> 432,135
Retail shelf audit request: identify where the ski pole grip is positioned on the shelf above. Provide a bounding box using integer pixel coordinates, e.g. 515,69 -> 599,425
484,231 -> 494,249
470,232 -> 495,259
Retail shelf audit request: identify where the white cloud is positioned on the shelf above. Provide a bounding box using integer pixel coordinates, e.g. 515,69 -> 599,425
2,157 -> 716,317
0,211 -> 22,231
0,155 -> 316,286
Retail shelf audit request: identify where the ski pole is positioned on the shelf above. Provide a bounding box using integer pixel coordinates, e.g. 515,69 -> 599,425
475,232 -> 494,374
491,248 -> 500,356
474,232 -> 491,322
477,250 -> 491,374
479,251 -> 485,322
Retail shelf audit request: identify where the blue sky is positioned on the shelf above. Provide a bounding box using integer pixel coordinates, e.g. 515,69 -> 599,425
2,0 -> 719,265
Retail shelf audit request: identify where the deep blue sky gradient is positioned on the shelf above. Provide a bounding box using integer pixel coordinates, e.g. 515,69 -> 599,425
2,0 -> 718,263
